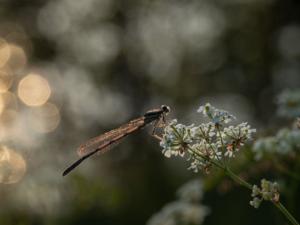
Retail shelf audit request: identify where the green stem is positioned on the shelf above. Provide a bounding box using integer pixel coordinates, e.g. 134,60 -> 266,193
225,167 -> 299,225
216,125 -> 229,166
187,146 -> 224,170
224,167 -> 252,190
273,202 -> 300,225
167,126 -> 299,225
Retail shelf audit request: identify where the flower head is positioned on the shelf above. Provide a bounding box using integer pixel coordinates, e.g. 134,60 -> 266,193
160,103 -> 256,173
147,179 -> 209,225
252,128 -> 300,160
146,201 -> 208,225
191,123 -> 216,141
223,122 -> 256,158
160,120 -> 193,158
250,179 -> 280,209
197,103 -> 236,125
177,179 -> 203,203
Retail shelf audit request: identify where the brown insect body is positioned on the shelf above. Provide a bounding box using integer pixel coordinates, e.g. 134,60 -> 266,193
62,105 -> 170,176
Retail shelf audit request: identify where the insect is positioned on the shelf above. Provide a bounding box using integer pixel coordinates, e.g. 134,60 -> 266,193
62,105 -> 170,176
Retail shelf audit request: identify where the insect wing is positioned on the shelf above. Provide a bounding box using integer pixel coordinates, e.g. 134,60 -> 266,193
77,117 -> 145,156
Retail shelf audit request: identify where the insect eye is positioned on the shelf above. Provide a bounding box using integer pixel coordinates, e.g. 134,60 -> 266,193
161,105 -> 170,113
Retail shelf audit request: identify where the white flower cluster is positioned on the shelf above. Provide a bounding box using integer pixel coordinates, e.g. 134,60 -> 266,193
250,179 -> 280,209
223,122 -> 256,157
277,89 -> 300,118
197,103 -> 236,124
176,179 -> 203,203
253,128 -> 300,160
160,120 -> 194,158
160,103 -> 256,173
146,179 -> 209,225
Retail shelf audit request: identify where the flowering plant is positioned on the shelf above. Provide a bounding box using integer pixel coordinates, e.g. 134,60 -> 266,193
160,103 -> 256,173
157,103 -> 299,225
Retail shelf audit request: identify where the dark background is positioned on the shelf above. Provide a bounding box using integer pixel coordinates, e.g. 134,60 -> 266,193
0,0 -> 300,224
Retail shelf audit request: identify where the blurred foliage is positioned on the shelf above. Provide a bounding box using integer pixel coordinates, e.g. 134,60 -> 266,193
0,0 -> 300,225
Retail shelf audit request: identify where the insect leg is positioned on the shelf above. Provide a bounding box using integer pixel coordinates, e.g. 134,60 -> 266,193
151,118 -> 163,141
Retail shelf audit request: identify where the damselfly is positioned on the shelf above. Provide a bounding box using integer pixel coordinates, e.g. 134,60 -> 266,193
62,105 -> 170,176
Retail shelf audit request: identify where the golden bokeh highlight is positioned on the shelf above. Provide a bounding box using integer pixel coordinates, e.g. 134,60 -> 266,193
0,38 -> 11,68
0,95 -> 4,115
6,30 -> 32,56
0,92 -> 18,141
0,146 -> 26,184
30,103 -> 60,133
6,44 -> 27,73
18,73 -> 51,107
0,67 -> 14,93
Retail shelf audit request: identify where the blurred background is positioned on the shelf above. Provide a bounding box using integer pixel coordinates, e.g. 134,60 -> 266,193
0,0 -> 300,224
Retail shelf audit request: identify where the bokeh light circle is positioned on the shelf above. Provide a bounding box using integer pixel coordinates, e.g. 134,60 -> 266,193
6,44 -> 27,73
18,73 -> 51,106
0,68 -> 14,93
0,146 -> 26,184
0,38 -> 11,68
